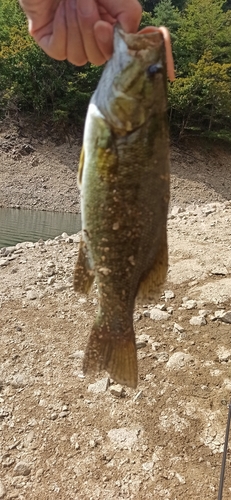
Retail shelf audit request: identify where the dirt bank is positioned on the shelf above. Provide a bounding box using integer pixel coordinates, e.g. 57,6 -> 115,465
0,120 -> 231,212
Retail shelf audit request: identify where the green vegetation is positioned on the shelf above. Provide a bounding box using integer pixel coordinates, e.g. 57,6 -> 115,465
0,0 -> 231,139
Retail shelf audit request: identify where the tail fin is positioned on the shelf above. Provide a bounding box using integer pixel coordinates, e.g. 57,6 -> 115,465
83,320 -> 138,389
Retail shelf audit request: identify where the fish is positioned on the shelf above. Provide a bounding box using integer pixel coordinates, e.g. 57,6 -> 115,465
74,25 -> 174,388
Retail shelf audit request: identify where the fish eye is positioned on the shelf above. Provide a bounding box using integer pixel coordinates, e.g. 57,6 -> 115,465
147,63 -> 163,77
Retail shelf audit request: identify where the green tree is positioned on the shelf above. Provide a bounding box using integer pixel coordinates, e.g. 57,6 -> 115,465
0,0 -> 102,123
175,0 -> 231,74
139,10 -> 155,29
153,0 -> 181,46
169,52 -> 231,135
139,1 -> 158,12
139,0 -> 186,10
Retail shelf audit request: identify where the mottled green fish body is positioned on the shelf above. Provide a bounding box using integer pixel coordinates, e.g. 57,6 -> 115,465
74,27 -> 170,388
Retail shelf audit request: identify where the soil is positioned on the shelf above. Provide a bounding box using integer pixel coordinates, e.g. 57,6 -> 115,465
1,119 -> 231,499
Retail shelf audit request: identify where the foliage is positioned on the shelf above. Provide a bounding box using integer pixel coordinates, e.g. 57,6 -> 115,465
140,11 -> 155,29
169,52 -> 231,134
0,0 -> 231,140
174,0 -> 231,73
152,0 -> 182,50
0,0 -> 103,124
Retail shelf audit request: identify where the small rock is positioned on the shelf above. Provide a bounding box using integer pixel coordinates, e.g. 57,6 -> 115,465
175,472 -> 186,484
108,427 -> 140,449
89,439 -> 97,448
152,342 -> 162,351
26,290 -> 38,300
59,411 -> 68,418
0,409 -> 9,418
217,347 -> 231,362
50,412 -> 58,420
217,311 -> 231,324
211,268 -> 227,276
0,481 -> 6,498
69,350 -> 84,359
70,434 -> 80,450
142,461 -> 154,471
133,390 -> 143,401
166,352 -> 194,370
164,290 -> 175,299
10,374 -> 27,388
4,246 -> 16,255
88,377 -> 109,394
189,316 -> 207,326
2,456 -> 15,467
47,276 -> 55,285
24,431 -> 34,447
171,206 -> 183,217
214,310 -> 226,318
133,312 -> 142,321
21,143 -> 35,155
143,310 -> 150,317
136,340 -> 147,349
31,158 -> 39,167
13,462 -> 31,476
155,303 -> 167,311
137,333 -> 150,344
182,300 -> 197,310
0,259 -> 8,267
150,308 -> 170,321
198,309 -> 209,317
153,352 -> 169,363
110,384 -> 124,397
35,469 -> 44,478
173,323 -> 184,333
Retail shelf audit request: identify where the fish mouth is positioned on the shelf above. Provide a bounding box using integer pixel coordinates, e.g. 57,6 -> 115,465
116,26 -> 175,82
119,27 -> 163,53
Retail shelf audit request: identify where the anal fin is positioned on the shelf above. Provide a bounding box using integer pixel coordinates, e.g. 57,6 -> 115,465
74,236 -> 94,294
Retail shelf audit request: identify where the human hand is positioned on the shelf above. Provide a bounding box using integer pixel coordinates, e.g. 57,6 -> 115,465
19,0 -> 142,66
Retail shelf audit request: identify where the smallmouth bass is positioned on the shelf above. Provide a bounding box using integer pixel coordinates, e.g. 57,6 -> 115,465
74,26 -> 174,388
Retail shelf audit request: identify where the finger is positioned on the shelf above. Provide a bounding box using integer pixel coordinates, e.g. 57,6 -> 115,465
99,0 -> 142,34
94,20 -> 114,61
77,0 -> 106,66
65,0 -> 87,65
97,6 -> 116,24
32,0 -> 67,60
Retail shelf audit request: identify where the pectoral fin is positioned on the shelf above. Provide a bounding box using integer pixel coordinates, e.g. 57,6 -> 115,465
77,146 -> 85,189
136,233 -> 168,301
74,236 -> 94,294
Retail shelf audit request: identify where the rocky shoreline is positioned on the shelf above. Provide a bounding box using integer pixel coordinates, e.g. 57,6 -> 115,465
1,200 -> 231,498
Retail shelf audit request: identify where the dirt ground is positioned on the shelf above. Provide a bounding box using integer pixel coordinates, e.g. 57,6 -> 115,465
0,121 -> 231,499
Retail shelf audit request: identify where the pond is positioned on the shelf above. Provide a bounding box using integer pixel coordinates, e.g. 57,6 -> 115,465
0,208 -> 81,248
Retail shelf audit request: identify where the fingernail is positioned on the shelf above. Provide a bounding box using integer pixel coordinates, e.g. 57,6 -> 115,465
78,0 -> 94,16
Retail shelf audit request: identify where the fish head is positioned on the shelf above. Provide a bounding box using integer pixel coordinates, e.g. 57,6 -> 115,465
93,26 -> 170,135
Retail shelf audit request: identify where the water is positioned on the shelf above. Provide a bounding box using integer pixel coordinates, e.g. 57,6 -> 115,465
0,208 -> 81,248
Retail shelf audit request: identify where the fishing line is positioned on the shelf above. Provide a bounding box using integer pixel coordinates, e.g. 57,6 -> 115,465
217,400 -> 231,500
